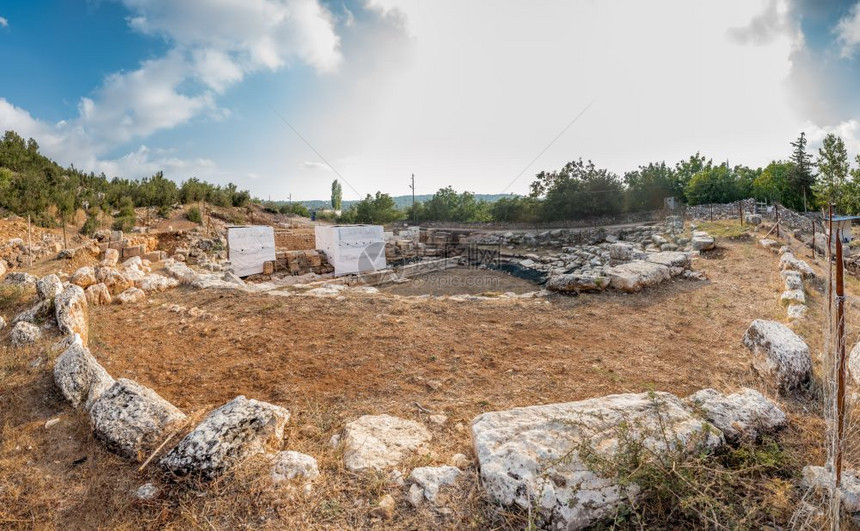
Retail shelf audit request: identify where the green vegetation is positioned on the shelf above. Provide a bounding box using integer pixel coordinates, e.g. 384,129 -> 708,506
0,130 -> 252,233
331,179 -> 342,210
8,125 -> 860,228
186,206 -> 202,224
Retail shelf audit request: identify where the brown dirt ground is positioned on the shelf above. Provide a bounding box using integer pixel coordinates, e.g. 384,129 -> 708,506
0,224 -> 842,529
380,267 -> 539,296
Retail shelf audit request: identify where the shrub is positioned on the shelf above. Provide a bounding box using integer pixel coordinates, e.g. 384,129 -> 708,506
187,206 -> 202,223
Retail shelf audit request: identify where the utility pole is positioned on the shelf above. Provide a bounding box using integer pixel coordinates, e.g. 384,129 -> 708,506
409,173 -> 415,223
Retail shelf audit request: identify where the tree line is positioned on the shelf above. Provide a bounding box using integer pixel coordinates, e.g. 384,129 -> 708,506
335,131 -> 851,224
0,130 -> 252,232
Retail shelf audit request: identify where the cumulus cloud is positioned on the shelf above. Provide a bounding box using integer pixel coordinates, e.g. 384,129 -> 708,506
836,2 -> 860,57
728,0 -> 795,46
93,145 -> 220,180
0,0 -> 344,181
0,16 -> 8,28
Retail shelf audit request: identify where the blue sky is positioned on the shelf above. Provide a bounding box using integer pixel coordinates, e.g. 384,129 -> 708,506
1,0 -> 859,201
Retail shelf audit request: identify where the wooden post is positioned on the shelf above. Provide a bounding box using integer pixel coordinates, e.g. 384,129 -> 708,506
739,203 -> 743,226
836,227 -> 847,488
775,204 -> 780,239
811,221 -> 816,259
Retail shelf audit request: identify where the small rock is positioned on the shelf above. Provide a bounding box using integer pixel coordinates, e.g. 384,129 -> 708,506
408,466 -> 461,503
449,453 -> 470,469
407,483 -> 424,508
270,450 -> 320,484
426,380 -> 442,391
341,414 -> 432,473
370,493 -> 396,520
135,482 -> 159,501
11,321 -> 41,347
428,414 -> 448,426
44,418 -> 60,429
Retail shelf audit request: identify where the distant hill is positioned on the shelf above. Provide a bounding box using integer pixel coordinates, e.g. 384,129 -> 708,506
286,194 -> 517,210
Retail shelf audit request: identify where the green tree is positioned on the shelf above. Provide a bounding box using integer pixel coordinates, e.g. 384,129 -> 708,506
752,162 -> 794,205
418,186 -> 491,222
341,192 -> 403,224
490,195 -> 541,222
684,164 -> 746,205
789,132 -> 814,210
331,179 -> 343,210
623,162 -> 682,212
530,159 -> 624,221
675,153 -> 712,202
813,133 -> 850,210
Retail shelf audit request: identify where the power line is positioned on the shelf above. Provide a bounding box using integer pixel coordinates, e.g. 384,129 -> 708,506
267,103 -> 363,199
500,98 -> 597,194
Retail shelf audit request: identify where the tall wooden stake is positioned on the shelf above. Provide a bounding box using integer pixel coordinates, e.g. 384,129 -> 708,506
836,227 -> 846,488
775,204 -> 780,239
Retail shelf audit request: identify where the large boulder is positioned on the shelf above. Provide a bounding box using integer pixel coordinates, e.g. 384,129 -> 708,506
471,392 -> 724,530
55,284 -> 88,345
70,267 -> 97,289
645,251 -> 691,274
138,274 -> 179,293
779,253 -> 815,279
10,321 -> 41,347
101,248 -> 120,266
545,273 -> 608,293
36,274 -> 63,301
89,378 -> 186,461
801,466 -> 860,513
608,243 -> 633,262
4,272 -> 37,287
605,261 -> 671,293
85,283 -> 112,306
742,319 -> 811,392
685,388 -> 787,443
95,266 -> 133,295
691,231 -> 715,251
160,396 -> 290,478
341,414 -> 432,472
12,299 -> 53,325
116,287 -> 146,304
53,338 -> 114,410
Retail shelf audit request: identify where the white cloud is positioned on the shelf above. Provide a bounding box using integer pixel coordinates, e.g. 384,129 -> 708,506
0,16 -> 8,28
93,145 -> 219,180
122,0 -> 342,78
836,2 -> 860,58
727,0 -> 796,46
80,50 -> 217,147
0,0 -> 343,186
302,160 -> 333,172
806,119 -> 860,159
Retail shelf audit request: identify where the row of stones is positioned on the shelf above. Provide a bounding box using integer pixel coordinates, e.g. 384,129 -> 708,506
759,238 -> 815,320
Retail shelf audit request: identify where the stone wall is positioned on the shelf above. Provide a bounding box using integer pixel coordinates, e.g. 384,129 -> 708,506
274,229 -> 316,250
687,199 -> 756,221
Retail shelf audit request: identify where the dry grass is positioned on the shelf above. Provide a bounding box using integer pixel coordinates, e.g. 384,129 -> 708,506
0,222 -> 844,528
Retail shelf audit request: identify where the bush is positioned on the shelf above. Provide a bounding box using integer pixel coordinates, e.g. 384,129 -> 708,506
112,216 -> 134,232
187,206 -> 202,223
80,212 -> 100,236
